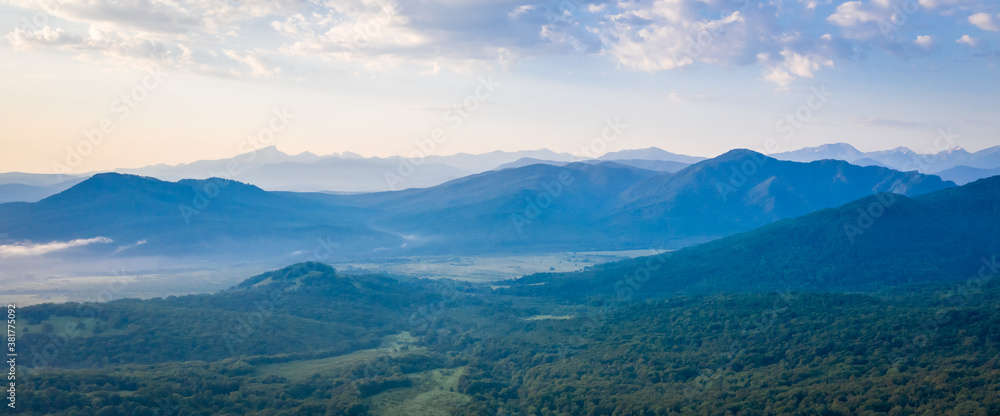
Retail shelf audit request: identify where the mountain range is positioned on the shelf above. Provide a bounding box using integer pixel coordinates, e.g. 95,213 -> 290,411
0,149 -> 956,262
3,143 -> 997,203
0,173 -> 88,203
0,173 -> 402,260
770,142 -> 1000,184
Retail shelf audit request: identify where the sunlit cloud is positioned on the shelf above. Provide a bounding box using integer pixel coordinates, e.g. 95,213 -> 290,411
969,12 -> 999,32
0,237 -> 113,257
112,239 -> 147,254
2,0 -> 998,85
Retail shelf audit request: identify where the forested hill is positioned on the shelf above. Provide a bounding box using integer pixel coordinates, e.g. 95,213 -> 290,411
508,175 -> 1000,298
16,262 -> 472,369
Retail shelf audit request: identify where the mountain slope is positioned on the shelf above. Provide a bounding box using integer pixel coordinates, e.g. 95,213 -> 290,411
933,165 -> 1000,185
605,149 -> 954,245
493,158 -> 690,173
327,151 -> 952,253
0,178 -> 86,203
510,175 -> 1000,297
337,162 -> 661,253
597,147 -> 705,163
770,142 -> 866,163
0,173 -> 402,258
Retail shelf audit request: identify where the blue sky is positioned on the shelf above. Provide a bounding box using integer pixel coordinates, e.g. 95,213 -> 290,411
1,0 -> 998,173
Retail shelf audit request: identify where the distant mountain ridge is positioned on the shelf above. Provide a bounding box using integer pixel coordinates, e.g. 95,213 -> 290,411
7,143 -> 990,202
329,149 -> 953,253
597,147 -> 707,164
1,149 -> 953,261
771,142 -> 1000,182
493,157 -> 691,173
603,149 -> 954,245
0,173 -> 402,260
0,147 -> 707,201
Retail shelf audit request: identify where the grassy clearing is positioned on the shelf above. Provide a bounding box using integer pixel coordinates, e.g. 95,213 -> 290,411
524,314 -> 574,321
335,250 -> 666,283
254,332 -> 424,382
367,366 -> 470,416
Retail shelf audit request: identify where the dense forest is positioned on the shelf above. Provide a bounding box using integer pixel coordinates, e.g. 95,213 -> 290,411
9,261 -> 1000,415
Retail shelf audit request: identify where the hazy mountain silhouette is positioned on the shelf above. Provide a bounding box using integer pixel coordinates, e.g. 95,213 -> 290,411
0,151 -> 955,258
933,165 -> 1000,185
494,157 -> 690,173
597,147 -> 706,164
0,173 -> 402,259
604,149 -> 954,246
772,143 -> 1000,175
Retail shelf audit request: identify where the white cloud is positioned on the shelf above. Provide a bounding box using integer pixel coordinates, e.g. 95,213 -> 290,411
508,5 -> 534,18
0,0 -> 304,35
0,237 -> 112,257
1,0 -> 993,83
596,0 -> 756,72
917,0 -> 980,9
587,4 -> 607,13
223,49 -> 282,78
825,0 -> 907,40
914,35 -> 934,49
6,23 -> 183,69
969,12 -> 1000,31
827,1 -> 883,28
0,0 -> 304,69
760,49 -> 834,89
6,26 -> 84,51
112,239 -> 147,254
956,34 -> 981,47
591,0 -> 847,87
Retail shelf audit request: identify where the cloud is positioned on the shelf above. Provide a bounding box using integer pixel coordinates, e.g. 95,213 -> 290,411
590,0 -> 849,87
827,1 -> 885,29
112,239 -> 147,254
6,26 -> 85,51
969,12 -> 1000,31
508,5 -> 534,18
0,237 -> 112,257
2,0 -> 304,35
268,0 -> 520,72
0,0 -> 302,69
825,0 -> 912,40
914,35 -> 934,49
916,0 -> 981,12
596,1 -> 757,72
759,49 -> 834,89
6,24 -> 182,69
2,0 -> 996,84
223,49 -> 282,78
956,34 -> 981,47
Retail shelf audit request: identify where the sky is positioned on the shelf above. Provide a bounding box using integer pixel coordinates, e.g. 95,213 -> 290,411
1,0 -> 998,174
